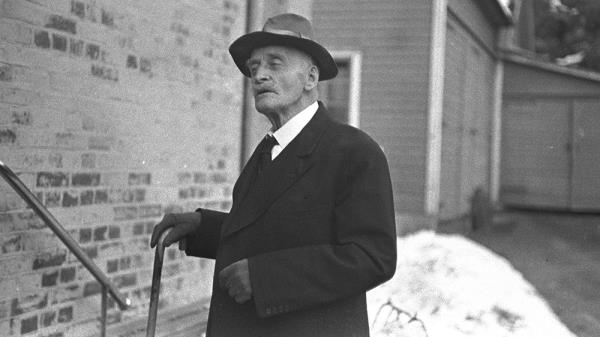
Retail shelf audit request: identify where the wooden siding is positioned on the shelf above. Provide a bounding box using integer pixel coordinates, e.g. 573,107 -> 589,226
439,14 -> 495,220
313,0 -> 433,213
447,0 -> 497,54
572,100 -> 600,209
504,61 -> 600,97
502,61 -> 600,210
501,98 -> 572,208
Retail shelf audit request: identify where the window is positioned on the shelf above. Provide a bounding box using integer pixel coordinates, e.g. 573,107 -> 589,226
318,51 -> 362,127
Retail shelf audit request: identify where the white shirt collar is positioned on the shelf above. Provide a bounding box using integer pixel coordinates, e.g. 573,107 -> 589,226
268,101 -> 318,158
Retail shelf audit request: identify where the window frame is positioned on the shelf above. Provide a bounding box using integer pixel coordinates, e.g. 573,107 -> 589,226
328,50 -> 363,128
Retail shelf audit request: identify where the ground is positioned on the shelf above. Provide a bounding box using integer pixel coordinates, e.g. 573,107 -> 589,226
367,227 -> 578,337
462,210 -> 600,337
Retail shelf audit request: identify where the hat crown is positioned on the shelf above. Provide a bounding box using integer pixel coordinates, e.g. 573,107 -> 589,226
229,13 -> 338,80
262,13 -> 314,40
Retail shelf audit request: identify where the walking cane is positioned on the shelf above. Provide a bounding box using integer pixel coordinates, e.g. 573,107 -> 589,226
146,228 -> 172,337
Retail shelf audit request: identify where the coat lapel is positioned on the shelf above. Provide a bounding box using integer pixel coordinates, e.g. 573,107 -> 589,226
230,145 -> 261,212
222,105 -> 330,237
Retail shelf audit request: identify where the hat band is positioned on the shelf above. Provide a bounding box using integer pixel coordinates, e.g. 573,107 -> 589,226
262,27 -> 311,40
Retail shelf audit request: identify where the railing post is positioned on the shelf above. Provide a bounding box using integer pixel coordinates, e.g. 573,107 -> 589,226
101,285 -> 108,337
146,228 -> 172,337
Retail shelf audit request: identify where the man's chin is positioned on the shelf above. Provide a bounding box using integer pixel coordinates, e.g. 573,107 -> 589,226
254,100 -> 277,114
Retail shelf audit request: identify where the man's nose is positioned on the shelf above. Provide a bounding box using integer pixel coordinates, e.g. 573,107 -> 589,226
252,65 -> 271,83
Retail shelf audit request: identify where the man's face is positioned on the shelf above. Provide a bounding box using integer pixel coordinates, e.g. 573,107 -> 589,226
246,46 -> 313,115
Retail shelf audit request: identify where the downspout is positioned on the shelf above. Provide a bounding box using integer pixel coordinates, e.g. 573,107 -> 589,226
491,21 -> 514,205
490,59 -> 504,204
425,0 -> 447,219
240,0 -> 264,170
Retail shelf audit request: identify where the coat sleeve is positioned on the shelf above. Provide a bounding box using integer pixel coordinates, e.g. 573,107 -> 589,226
248,138 -> 397,318
184,208 -> 228,259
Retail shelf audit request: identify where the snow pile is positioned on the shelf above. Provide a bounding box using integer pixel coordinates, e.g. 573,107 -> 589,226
367,231 -> 576,337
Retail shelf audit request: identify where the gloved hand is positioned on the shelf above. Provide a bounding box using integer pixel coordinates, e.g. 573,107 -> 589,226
150,212 -> 202,249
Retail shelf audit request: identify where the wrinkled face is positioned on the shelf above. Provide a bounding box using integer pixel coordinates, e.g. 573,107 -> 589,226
246,45 -> 313,115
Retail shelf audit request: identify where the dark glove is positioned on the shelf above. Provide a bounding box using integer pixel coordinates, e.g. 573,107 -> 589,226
150,212 -> 202,249
219,259 -> 252,304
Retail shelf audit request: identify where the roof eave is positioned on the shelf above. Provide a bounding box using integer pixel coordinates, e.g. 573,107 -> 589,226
476,0 -> 513,27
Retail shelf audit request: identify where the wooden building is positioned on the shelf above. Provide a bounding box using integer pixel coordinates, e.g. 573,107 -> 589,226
311,0 -> 512,230
500,52 -> 600,211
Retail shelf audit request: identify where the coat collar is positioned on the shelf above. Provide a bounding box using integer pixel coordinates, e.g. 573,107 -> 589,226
222,102 -> 330,237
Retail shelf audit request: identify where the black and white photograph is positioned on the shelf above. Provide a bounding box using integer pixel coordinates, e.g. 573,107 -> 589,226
0,0 -> 599,336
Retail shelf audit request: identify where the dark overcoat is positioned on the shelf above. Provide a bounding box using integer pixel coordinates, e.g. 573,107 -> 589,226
185,103 -> 397,337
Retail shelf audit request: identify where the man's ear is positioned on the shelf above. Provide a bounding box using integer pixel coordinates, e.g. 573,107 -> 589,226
304,65 -> 319,90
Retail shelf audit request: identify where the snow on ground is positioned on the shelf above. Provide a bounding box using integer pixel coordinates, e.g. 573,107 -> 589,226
367,231 -> 577,337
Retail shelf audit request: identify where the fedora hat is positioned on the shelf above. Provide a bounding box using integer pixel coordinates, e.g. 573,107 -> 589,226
229,13 -> 338,81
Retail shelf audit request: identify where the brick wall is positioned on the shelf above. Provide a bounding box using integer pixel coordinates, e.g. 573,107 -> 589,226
0,0 -> 246,336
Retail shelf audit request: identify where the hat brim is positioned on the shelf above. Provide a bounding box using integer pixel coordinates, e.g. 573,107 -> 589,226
229,31 -> 338,81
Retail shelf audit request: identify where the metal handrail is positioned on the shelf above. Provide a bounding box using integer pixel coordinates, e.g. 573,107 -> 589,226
0,161 -> 130,336
146,228 -> 172,337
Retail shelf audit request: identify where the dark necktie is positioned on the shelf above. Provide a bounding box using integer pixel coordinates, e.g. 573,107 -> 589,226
257,135 -> 278,174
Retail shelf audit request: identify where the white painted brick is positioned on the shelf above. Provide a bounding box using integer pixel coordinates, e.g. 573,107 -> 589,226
30,106 -> 81,131
2,190 -> 28,211
90,80 -> 126,101
61,151 -> 81,170
0,277 -> 17,299
0,105 -> 11,125
144,187 -> 175,204
63,318 -> 98,337
79,206 -> 115,225
76,19 -> 117,45
74,296 -> 101,319
48,207 -> 83,228
0,318 -> 10,334
15,171 -> 36,187
51,283 -> 84,304
0,85 -> 40,105
104,6 -> 137,35
75,265 -> 94,282
0,18 -> 32,45
25,0 -> 71,15
1,0 -> 48,26
48,70 -> 99,96
1,43 -> 88,75
23,231 -> 62,251
95,153 -> 123,170
0,254 -> 33,276
44,92 -> 100,115
37,326 -> 64,337
12,65 -> 50,92
0,43 -> 7,63
16,272 -> 41,295
3,149 -> 40,170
